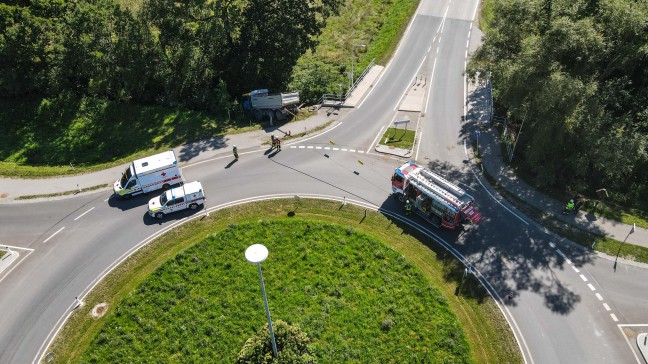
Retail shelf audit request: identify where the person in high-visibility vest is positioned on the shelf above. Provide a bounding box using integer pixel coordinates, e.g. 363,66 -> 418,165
404,199 -> 413,216
276,138 -> 281,151
270,135 -> 276,149
562,199 -> 574,215
233,145 -> 239,160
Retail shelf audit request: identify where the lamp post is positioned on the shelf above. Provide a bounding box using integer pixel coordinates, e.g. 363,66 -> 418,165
614,223 -> 636,271
509,107 -> 528,163
351,44 -> 366,88
245,244 -> 278,358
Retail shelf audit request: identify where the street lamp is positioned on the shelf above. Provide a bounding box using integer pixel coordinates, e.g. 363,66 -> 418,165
351,44 -> 366,88
614,223 -> 636,271
245,244 -> 278,358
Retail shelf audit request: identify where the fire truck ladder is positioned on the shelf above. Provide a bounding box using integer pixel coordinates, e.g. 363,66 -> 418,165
409,169 -> 468,210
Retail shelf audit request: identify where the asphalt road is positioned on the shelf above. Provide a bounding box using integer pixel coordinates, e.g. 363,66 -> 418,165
1,0 -> 646,363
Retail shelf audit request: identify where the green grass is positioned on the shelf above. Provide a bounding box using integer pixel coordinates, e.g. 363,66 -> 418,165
481,167 -> 648,263
48,199 -> 521,364
0,97 -> 302,178
478,0 -> 496,34
379,128 -> 416,149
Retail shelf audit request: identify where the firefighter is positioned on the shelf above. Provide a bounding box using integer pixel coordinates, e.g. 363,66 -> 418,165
270,135 -> 276,149
233,145 -> 238,160
562,199 -> 574,215
404,199 -> 413,216
276,138 -> 281,151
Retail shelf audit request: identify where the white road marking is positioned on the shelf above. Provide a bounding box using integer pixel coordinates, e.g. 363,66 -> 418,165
596,293 -> 603,301
349,149 -> 356,152
556,249 -> 565,258
43,227 -> 65,243
580,274 -> 588,282
325,147 -> 331,150
367,125 -> 385,153
572,266 -> 580,273
610,313 -> 618,322
332,147 -> 339,151
74,207 -> 95,221
603,303 -> 611,311
415,130 -> 423,161
469,164 -> 528,225
307,146 -> 313,149
316,146 -> 322,150
394,57 -> 427,111
565,258 -> 572,265
549,242 -> 556,248
299,146 -> 305,149
358,151 -> 365,154
104,197 -> 110,202
587,283 -> 596,291
341,148 -> 348,151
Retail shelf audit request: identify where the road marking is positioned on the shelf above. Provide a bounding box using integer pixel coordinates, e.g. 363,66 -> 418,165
549,242 -> 556,248
290,146 -> 296,149
556,249 -> 565,258
74,207 -> 95,221
358,150 -> 365,153
332,147 -> 339,151
565,258 -> 572,265
572,266 -> 580,273
587,283 -> 596,291
307,146 -> 313,149
341,148 -> 347,151
610,313 -> 618,322
316,146 -> 322,150
349,149 -> 356,152
299,146 -> 305,149
603,303 -> 611,311
325,147 -> 331,150
580,274 -> 588,282
596,293 -> 603,301
469,164 -> 528,225
43,227 -> 65,243
415,130 -> 423,161
104,197 -> 110,202
367,125 -> 385,153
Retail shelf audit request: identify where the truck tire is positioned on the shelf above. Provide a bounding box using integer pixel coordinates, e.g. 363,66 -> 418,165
275,110 -> 285,121
155,212 -> 164,219
162,183 -> 170,190
189,203 -> 198,210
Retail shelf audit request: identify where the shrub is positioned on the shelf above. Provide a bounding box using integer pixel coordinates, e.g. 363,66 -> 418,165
237,320 -> 316,364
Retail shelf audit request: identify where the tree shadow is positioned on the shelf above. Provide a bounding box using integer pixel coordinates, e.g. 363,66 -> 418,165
378,159 -> 596,314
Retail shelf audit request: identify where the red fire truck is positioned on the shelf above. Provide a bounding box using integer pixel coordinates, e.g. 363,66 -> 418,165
391,162 -> 482,229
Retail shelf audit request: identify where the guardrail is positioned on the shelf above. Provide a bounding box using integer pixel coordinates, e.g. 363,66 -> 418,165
317,58 -> 376,106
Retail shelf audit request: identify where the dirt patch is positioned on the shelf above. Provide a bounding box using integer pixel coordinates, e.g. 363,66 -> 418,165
91,303 -> 108,318
0,193 -> 8,198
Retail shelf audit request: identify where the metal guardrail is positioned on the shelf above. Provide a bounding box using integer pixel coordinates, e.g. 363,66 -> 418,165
317,58 -> 376,106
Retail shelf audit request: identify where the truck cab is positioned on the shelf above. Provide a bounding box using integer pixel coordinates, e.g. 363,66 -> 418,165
148,181 -> 205,219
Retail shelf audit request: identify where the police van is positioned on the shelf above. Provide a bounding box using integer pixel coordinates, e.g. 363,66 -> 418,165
148,181 -> 205,219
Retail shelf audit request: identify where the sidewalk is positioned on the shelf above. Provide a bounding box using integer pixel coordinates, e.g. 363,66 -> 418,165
465,80 -> 648,248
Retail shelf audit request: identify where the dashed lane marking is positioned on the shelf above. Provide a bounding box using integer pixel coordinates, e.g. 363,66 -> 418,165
572,266 -> 580,273
43,227 -> 65,243
580,274 -> 588,282
610,313 -> 618,322
587,283 -> 596,291
74,207 -> 95,221
603,303 -> 611,311
596,293 -> 603,301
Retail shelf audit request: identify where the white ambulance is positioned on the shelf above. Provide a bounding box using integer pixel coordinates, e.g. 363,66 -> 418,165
114,151 -> 183,198
148,181 -> 206,219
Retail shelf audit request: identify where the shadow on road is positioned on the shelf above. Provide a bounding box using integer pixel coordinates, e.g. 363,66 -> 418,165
177,136 -> 227,162
142,205 -> 205,226
107,193 -> 151,211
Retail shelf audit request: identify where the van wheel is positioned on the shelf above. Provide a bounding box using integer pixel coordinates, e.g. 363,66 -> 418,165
189,203 -> 198,210
155,212 -> 164,219
162,183 -> 170,190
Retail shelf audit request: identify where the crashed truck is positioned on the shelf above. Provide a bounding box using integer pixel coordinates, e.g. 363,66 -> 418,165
391,162 -> 482,229
242,89 -> 300,122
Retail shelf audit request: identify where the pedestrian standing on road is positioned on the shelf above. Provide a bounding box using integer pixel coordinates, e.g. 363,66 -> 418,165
271,135 -> 276,149
233,145 -> 238,160
276,138 -> 281,152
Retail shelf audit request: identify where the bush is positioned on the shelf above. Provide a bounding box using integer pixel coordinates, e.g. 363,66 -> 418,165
237,320 -> 316,364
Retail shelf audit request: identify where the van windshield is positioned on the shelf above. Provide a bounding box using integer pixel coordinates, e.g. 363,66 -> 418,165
120,167 -> 132,188
160,191 -> 170,205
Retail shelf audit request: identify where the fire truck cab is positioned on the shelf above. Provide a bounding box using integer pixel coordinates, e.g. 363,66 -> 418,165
392,162 -> 482,229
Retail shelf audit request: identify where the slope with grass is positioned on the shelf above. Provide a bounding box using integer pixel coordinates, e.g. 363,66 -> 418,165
48,199 -> 522,363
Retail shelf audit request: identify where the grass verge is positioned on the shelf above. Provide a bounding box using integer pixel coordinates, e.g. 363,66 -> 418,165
481,168 -> 648,264
47,199 -> 521,363
379,128 -> 416,149
15,184 -> 111,201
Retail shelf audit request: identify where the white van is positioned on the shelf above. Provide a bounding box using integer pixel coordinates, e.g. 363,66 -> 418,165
148,181 -> 206,219
114,151 -> 182,198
